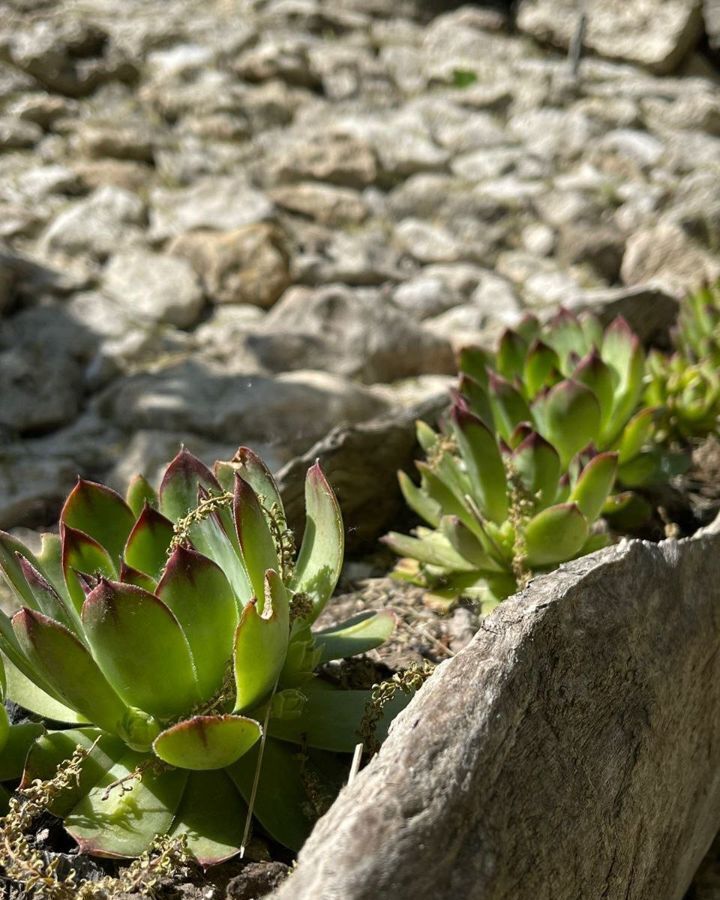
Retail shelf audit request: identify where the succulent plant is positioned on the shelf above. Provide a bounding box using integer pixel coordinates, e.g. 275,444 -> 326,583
644,282 -> 720,444
645,351 -> 720,443
383,397 -> 618,608
458,309 -> 675,487
0,448 -> 400,862
676,280 -> 720,366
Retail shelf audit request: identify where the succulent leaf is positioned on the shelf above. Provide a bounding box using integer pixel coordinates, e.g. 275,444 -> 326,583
291,463 -> 344,622
416,462 -> 475,533
314,610 -> 396,663
572,349 -> 614,428
157,547 -> 239,702
125,474 -> 158,517
268,681 -> 411,752
118,561 -> 157,593
514,312 -> 541,343
16,556 -> 81,636
0,721 -> 45,782
12,608 -> 129,734
228,738 -> 316,852
153,715 -> 261,770
457,346 -> 490,389
578,311 -> 604,348
535,379 -> 601,467
524,503 -> 589,567
2,652 -> 82,722
457,375 -> 493,428
61,480 -> 135,565
67,750 -> 188,859
569,452 -> 618,522
22,728 -> 126,818
398,470 -> 442,527
279,626 -> 321,688
496,328 -> 527,381
234,475 -> 280,610
82,580 -> 201,719
159,448 -> 222,523
510,432 -> 561,509
440,516 -> 503,571
215,447 -> 284,518
123,505 -> 175,579
415,420 -> 440,454
523,339 -> 560,398
61,524 -> 117,612
450,403 -> 508,524
382,531 -> 476,571
616,452 -> 665,488
601,317 -> 645,444
487,372 -> 532,444
544,308 -> 588,363
0,531 -> 45,610
37,533 -> 72,605
168,770 -> 247,865
233,570 -> 290,713
616,407 -> 657,464
187,486 -> 253,609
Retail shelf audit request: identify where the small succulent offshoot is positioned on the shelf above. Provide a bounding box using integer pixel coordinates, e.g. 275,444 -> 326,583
645,351 -> 720,443
676,280 -> 720,366
646,282 -> 720,443
0,448 -> 402,862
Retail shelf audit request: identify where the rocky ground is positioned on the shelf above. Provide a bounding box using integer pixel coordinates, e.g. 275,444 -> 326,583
2,0 -> 720,535
1,0 -> 720,895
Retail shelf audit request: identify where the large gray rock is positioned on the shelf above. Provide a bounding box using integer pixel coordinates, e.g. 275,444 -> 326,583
40,186 -> 146,260
269,182 -> 369,226
291,226 -> 405,287
168,224 -> 290,308
96,360 -> 390,454
517,0 -> 704,74
0,449 -> 77,530
7,18 -> 135,97
243,284 -> 456,383
0,307 -> 90,434
270,133 -> 378,188
273,527 -> 720,899
149,177 -> 274,241
103,249 -> 204,327
621,223 -> 720,296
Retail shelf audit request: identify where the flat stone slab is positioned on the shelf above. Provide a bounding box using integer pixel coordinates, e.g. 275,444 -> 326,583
273,525 -> 720,899
517,0 -> 703,74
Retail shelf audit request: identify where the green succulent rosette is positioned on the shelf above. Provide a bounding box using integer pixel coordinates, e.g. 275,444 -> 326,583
0,448 -> 399,862
384,395 -> 618,609
384,309 -> 690,605
459,309 -> 683,487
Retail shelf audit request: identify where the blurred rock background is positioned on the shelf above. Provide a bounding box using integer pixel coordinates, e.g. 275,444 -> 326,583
2,0 -> 720,532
